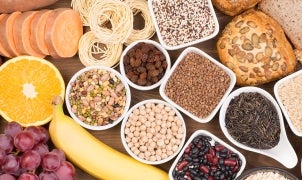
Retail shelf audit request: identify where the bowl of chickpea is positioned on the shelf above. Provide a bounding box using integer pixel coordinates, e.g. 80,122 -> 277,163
120,99 -> 186,165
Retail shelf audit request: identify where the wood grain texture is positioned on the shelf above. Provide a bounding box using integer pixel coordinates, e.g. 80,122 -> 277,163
0,0 -> 301,179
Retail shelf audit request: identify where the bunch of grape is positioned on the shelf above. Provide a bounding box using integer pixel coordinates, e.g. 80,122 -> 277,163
0,121 -> 75,180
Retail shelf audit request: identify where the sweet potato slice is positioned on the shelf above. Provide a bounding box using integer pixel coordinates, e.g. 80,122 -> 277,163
45,8 -> 83,59
30,9 -> 52,55
0,14 -> 13,57
2,11 -> 22,57
13,11 -> 45,58
0,0 -> 59,13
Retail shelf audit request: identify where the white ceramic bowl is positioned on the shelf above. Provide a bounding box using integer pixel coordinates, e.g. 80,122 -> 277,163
274,69 -> 302,137
148,0 -> 219,50
120,99 -> 186,165
120,39 -> 171,91
65,66 -> 131,130
169,130 -> 246,180
219,87 -> 297,168
159,47 -> 236,123
236,166 -> 299,180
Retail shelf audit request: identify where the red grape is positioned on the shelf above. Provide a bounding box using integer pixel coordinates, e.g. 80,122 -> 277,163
18,172 -> 39,180
32,143 -> 49,157
14,131 -> 35,152
4,121 -> 22,138
0,174 -> 16,180
51,149 -> 66,161
25,126 -> 42,145
20,150 -> 41,171
0,148 -> 7,166
41,152 -> 60,172
2,154 -> 19,174
37,126 -> 49,144
0,134 -> 14,153
39,171 -> 59,180
54,161 -> 75,180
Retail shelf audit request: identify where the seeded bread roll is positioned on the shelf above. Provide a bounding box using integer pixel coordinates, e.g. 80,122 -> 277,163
217,10 -> 297,86
212,0 -> 261,16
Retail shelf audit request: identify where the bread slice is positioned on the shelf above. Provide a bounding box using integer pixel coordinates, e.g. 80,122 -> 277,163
259,0 -> 302,50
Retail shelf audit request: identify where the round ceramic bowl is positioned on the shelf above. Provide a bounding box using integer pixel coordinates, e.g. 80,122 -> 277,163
236,166 -> 299,180
169,130 -> 246,179
274,69 -> 302,137
148,0 -> 219,50
119,39 -> 171,91
219,86 -> 298,168
120,99 -> 186,165
65,66 -> 131,130
159,47 -> 236,123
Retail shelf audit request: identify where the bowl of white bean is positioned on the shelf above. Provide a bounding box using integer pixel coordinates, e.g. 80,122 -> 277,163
65,66 -> 131,130
120,99 -> 186,165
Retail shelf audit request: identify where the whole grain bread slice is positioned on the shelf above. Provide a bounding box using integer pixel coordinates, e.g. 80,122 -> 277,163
259,0 -> 302,50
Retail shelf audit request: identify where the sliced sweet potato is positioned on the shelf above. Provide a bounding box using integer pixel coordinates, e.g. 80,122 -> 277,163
2,11 -> 22,57
30,9 -> 52,55
0,14 -> 13,57
13,11 -> 45,58
0,0 -> 59,13
45,8 -> 83,59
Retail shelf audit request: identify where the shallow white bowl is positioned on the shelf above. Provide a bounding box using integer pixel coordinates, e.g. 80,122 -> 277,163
120,39 -> 171,91
219,86 -> 297,168
169,130 -> 246,179
148,0 -> 219,50
159,47 -> 236,123
274,69 -> 302,137
65,66 -> 131,130
120,99 -> 186,165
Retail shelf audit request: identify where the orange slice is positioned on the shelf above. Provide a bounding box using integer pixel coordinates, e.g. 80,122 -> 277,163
0,56 -> 65,127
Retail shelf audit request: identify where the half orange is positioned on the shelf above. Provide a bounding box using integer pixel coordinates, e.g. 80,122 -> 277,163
0,56 -> 65,127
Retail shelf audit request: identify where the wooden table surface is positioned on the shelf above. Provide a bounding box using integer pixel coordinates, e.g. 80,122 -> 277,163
1,0 -> 302,179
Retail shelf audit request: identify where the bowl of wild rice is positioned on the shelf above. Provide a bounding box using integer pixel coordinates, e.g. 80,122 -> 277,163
236,166 -> 299,180
219,86 -> 298,169
159,47 -> 236,123
274,69 -> 302,137
65,66 -> 131,130
148,0 -> 219,50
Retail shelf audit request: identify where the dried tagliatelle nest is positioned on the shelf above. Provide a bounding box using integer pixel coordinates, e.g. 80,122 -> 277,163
216,9 -> 297,86
72,0 -> 155,67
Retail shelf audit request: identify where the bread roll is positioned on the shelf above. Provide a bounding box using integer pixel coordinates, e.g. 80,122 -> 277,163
217,10 -> 297,86
212,0 -> 261,16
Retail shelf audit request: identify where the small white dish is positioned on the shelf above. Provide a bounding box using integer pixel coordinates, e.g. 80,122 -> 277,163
159,47 -> 236,123
148,0 -> 219,50
274,69 -> 302,137
65,66 -> 131,130
120,39 -> 171,91
120,99 -> 186,165
169,130 -> 246,179
219,87 -> 298,169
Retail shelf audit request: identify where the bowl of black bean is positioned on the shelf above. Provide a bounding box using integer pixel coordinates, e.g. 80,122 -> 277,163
65,66 -> 131,130
169,130 -> 246,180
148,0 -> 219,50
219,86 -> 298,168
159,47 -> 236,123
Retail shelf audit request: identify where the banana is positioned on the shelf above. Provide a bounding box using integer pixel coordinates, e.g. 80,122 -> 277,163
49,96 -> 169,180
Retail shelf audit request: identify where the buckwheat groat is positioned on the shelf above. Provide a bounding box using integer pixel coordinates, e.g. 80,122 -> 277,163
217,10 -> 297,86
